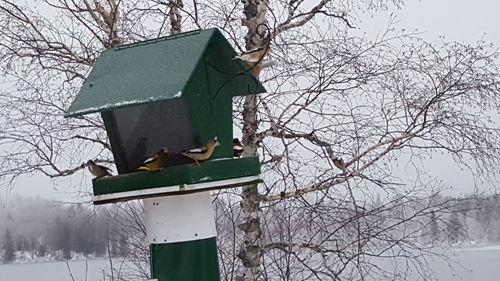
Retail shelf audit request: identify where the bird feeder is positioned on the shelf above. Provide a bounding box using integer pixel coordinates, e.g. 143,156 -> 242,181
66,28 -> 265,204
66,28 -> 266,281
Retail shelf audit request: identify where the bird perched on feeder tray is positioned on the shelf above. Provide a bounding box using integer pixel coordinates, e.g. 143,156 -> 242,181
233,138 -> 244,158
233,47 -> 272,76
182,137 -> 221,165
86,160 -> 112,178
137,147 -> 169,171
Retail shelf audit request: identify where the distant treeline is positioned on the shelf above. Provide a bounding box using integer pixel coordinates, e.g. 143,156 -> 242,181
2,192 -> 500,265
0,195 -> 129,263
426,193 -> 500,245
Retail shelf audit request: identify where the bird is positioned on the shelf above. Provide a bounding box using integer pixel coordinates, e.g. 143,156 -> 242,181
137,147 -> 169,171
181,137 -> 221,164
233,47 -> 272,76
233,138 -> 244,158
333,157 -> 346,173
86,160 -> 112,178
233,47 -> 267,63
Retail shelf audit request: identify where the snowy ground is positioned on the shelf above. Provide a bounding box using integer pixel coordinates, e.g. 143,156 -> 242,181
367,245 -> 500,281
0,246 -> 499,281
437,245 -> 500,281
0,258 -> 115,281
4,250 -> 100,264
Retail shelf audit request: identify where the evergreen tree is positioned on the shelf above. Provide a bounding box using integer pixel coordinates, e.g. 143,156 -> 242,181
478,200 -> 493,239
3,229 -> 15,263
429,211 -> 439,245
118,233 -> 129,257
446,212 -> 464,244
92,214 -> 108,257
37,242 -> 47,257
487,198 -> 500,243
71,206 -> 93,255
93,229 -> 107,257
459,210 -> 469,242
52,216 -> 72,260
61,228 -> 72,260
16,235 -> 28,252
109,227 -> 119,257
30,236 -> 37,255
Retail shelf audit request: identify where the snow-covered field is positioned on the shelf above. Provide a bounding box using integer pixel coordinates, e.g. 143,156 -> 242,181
0,258 -> 121,281
0,246 -> 499,281
430,245 -> 500,281
367,245 -> 500,281
0,258 -> 139,281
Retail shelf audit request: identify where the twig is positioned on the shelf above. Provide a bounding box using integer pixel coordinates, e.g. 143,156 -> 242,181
65,261 -> 76,281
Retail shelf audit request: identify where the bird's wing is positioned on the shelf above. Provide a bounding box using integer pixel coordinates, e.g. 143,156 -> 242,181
234,54 -> 260,62
142,154 -> 158,164
97,164 -> 112,172
260,59 -> 275,68
233,48 -> 266,62
244,47 -> 265,54
183,145 -> 208,154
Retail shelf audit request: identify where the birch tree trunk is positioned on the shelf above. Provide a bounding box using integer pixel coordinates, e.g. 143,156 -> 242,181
168,0 -> 184,34
238,1 -> 269,280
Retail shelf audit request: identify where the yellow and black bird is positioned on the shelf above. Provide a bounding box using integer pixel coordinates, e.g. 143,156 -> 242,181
86,160 -> 112,178
182,137 -> 220,164
137,147 -> 169,171
233,138 -> 244,158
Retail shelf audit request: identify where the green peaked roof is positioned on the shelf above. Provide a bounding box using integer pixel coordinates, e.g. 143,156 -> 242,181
65,28 -> 264,117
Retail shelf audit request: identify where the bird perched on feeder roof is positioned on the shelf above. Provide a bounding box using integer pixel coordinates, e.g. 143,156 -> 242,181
86,160 -> 112,178
233,138 -> 244,158
182,137 -> 221,164
137,147 -> 169,171
233,47 -> 272,76
234,47 -> 267,63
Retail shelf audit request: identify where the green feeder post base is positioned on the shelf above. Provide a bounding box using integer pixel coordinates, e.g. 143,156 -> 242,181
144,192 -> 220,281
150,238 -> 219,281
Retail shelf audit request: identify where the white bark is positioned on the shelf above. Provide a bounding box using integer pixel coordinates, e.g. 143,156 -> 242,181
83,0 -> 123,47
168,0 -> 183,34
238,1 -> 269,280
238,99 -> 263,280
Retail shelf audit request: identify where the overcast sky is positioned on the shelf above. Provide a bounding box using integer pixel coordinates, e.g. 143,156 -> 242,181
3,0 -> 500,202
359,0 -> 500,196
362,0 -> 500,45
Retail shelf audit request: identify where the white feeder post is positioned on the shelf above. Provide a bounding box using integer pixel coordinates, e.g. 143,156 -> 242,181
143,191 -> 220,280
